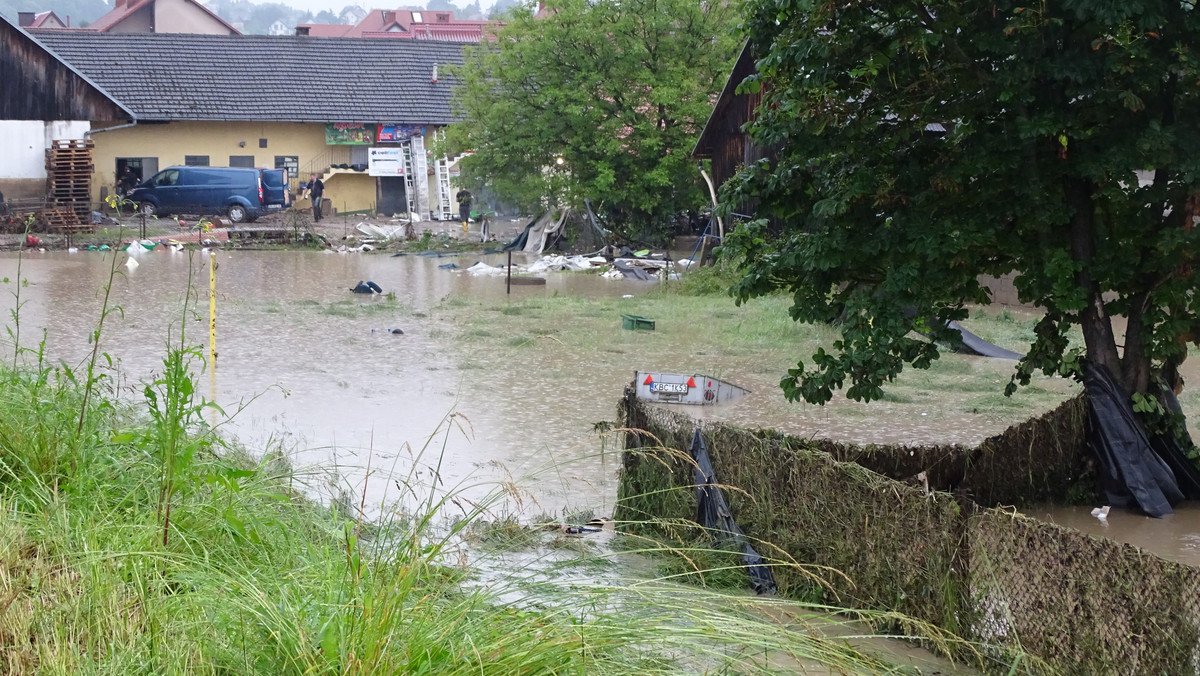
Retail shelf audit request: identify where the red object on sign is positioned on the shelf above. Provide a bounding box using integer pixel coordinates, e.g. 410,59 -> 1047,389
686,377 -> 696,388
643,374 -> 654,385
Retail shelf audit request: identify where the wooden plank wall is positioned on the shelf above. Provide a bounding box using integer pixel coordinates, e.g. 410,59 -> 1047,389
0,20 -> 129,121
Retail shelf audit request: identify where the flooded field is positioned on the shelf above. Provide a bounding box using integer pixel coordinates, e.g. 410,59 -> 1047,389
1,248 -> 1198,589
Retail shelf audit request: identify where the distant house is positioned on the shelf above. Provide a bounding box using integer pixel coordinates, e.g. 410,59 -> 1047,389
297,8 -> 498,42
266,19 -> 290,35
83,0 -> 239,34
17,11 -> 69,28
339,5 -> 367,26
14,27 -> 466,217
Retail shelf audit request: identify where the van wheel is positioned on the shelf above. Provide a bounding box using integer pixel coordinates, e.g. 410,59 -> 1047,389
227,204 -> 248,223
138,202 -> 157,217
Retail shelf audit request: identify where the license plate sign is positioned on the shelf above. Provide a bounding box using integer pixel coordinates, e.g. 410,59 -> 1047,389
650,382 -> 688,394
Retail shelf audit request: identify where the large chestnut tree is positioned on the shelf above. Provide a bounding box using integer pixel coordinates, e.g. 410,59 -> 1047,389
723,0 -> 1200,417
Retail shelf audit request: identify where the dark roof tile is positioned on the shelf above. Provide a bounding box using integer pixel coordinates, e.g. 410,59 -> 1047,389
31,31 -> 465,124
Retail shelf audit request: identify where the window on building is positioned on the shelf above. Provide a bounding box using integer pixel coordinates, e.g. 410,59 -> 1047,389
184,155 -> 209,166
259,138 -> 268,148
275,156 -> 299,182
412,11 -> 422,22
229,155 -> 256,168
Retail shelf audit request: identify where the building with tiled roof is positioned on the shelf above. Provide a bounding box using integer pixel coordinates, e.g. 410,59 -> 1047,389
17,11 -> 69,29
296,8 -> 498,43
82,0 -> 239,34
19,29 -> 469,216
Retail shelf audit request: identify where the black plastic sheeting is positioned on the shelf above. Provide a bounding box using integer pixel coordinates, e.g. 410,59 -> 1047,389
613,260 -> 656,281
502,213 -> 543,252
1084,361 -> 1200,517
689,428 -> 776,595
945,320 -> 1024,360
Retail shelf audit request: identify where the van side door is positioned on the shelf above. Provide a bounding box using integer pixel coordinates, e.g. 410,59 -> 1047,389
151,169 -> 182,211
260,169 -> 290,210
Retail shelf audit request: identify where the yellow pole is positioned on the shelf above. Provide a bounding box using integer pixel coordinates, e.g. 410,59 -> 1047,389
208,252 -> 218,425
208,253 -> 217,368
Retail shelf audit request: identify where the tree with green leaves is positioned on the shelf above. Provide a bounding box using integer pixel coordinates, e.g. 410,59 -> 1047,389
445,0 -> 743,241
723,0 -> 1200,420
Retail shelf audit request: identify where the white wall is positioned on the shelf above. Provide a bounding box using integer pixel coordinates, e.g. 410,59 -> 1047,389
0,121 -> 90,180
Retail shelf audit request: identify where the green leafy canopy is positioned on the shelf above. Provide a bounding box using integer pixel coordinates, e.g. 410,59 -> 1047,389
723,0 -> 1200,405
444,0 -> 744,238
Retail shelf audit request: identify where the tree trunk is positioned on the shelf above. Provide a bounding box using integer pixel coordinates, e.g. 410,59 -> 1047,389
1066,176 -> 1125,387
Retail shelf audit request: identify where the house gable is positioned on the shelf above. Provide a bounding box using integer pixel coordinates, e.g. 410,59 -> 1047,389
88,0 -> 239,34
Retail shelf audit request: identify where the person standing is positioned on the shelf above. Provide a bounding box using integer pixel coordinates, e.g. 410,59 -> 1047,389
455,187 -> 472,232
308,173 -> 325,222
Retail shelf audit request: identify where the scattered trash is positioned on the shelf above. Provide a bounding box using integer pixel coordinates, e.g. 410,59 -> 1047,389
351,280 -> 383,294
371,328 -> 405,334
621,294 -> 634,299
124,256 -> 139,269
355,222 -> 405,241
438,262 -> 459,269
1091,506 -> 1111,521
24,235 -> 39,248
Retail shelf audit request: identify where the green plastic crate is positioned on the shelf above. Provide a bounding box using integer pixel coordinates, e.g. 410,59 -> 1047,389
621,314 -> 655,331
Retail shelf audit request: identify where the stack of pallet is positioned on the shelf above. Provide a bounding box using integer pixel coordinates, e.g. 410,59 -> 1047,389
44,139 -> 94,232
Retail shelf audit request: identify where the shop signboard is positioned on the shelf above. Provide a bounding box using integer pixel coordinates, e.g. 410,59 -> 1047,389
325,123 -> 374,145
377,124 -> 426,143
368,147 -> 405,177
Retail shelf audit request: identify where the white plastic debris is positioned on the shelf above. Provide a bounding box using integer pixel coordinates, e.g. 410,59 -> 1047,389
1091,506 -> 1111,520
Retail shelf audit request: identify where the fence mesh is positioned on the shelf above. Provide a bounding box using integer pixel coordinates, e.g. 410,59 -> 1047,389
618,390 -> 1200,675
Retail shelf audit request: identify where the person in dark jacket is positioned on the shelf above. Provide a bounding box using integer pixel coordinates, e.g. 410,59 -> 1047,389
455,187 -> 472,231
308,174 -> 325,222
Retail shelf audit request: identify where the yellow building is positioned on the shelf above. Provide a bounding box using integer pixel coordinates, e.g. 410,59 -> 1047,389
30,30 -> 467,218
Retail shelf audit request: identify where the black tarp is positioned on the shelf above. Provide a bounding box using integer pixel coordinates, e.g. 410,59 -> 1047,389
1082,361 -> 1200,517
689,428 -> 776,595
612,260 -> 657,281
502,213 -> 543,252
945,320 -> 1024,360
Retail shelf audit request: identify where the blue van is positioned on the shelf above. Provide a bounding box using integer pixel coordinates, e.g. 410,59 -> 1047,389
127,166 -> 291,223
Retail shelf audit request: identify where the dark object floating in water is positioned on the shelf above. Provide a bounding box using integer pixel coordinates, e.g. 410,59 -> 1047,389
438,263 -> 459,269
351,280 -> 383,294
390,328 -> 404,334
507,276 -> 546,286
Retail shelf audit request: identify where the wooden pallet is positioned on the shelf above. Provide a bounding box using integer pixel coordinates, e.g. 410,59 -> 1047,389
37,207 -> 94,234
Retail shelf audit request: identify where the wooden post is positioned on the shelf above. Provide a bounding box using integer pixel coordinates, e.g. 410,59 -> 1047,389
507,249 -> 512,294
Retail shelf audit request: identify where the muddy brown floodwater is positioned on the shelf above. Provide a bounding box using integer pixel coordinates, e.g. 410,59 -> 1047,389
0,248 -> 1195,673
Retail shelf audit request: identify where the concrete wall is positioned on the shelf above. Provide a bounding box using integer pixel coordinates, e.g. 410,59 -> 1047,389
154,0 -> 235,34
109,4 -> 153,32
0,120 -> 89,199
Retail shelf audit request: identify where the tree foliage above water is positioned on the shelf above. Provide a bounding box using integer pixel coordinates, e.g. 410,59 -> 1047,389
722,0 -> 1200,407
445,0 -> 743,240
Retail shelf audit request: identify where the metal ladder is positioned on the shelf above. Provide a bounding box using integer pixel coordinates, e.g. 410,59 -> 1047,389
434,158 -> 453,221
402,142 -> 416,216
